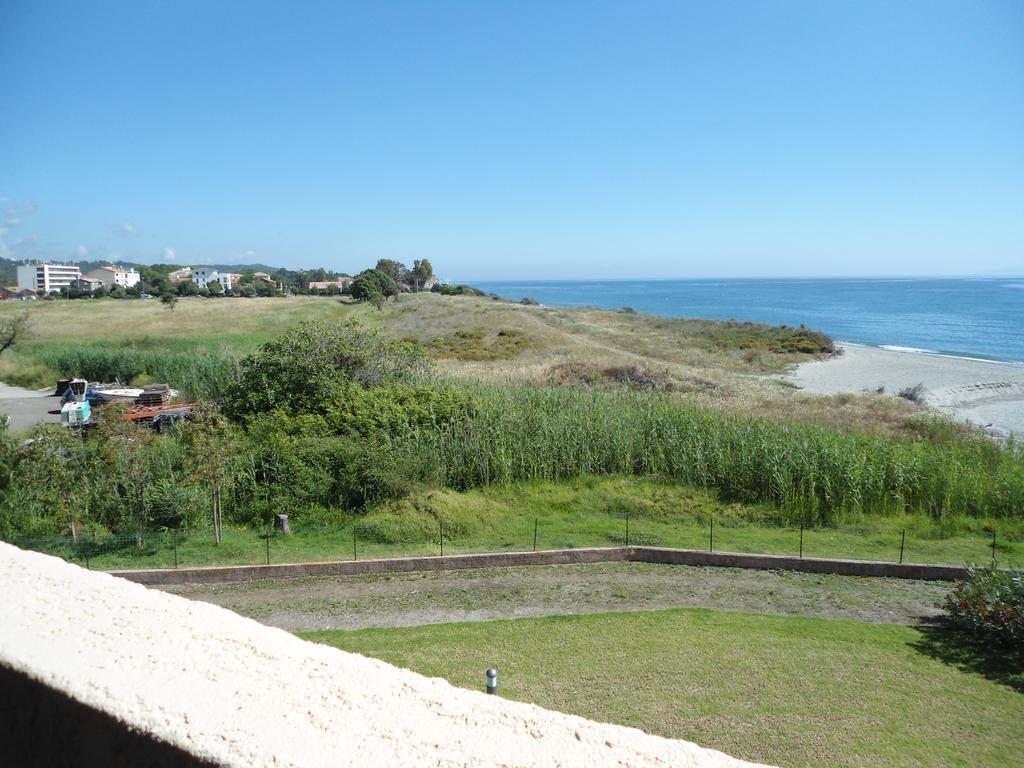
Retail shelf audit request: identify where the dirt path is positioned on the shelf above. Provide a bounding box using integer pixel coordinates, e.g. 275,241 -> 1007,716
159,561 -> 950,632
0,382 -> 59,432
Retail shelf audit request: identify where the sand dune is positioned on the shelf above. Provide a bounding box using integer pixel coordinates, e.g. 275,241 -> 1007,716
788,343 -> 1024,438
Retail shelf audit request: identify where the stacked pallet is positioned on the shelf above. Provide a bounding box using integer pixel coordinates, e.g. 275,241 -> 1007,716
135,384 -> 171,406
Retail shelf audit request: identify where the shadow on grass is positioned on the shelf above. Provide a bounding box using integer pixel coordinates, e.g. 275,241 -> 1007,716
911,618 -> 1024,694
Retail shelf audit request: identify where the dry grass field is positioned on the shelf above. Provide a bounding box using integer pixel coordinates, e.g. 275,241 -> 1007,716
0,292 -> 953,439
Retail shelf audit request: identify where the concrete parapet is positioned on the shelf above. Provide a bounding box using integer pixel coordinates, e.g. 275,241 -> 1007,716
1,542 -> 768,767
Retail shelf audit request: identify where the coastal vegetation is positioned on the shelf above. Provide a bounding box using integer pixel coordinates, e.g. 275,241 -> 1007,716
1,293 -> 1020,555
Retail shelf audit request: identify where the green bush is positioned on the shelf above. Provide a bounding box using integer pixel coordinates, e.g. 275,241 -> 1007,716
223,320 -> 428,418
940,567 -> 1024,651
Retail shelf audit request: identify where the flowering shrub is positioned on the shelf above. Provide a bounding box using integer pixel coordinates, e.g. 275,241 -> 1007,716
941,567 -> 1024,651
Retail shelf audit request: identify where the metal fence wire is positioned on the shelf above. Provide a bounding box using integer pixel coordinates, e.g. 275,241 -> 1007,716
4,516 -> 1017,572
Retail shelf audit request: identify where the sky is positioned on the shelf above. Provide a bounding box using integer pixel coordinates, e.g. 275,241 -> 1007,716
1,1 -> 1022,280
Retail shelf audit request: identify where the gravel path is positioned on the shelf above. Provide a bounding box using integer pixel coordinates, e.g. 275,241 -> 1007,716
161,561 -> 950,632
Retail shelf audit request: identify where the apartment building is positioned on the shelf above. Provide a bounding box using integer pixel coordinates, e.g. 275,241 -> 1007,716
16,262 -> 82,293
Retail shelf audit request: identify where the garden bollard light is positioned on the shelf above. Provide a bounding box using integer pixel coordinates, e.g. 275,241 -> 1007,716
486,668 -> 498,695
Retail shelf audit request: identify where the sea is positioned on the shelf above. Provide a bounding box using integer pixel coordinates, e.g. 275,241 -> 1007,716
469,278 -> 1024,365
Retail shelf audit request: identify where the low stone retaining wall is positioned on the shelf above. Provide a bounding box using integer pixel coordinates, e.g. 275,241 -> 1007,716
630,547 -> 971,581
110,545 -> 971,586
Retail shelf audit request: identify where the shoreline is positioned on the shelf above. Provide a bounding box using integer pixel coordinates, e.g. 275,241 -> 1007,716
870,343 -> 1023,368
788,342 -> 1024,438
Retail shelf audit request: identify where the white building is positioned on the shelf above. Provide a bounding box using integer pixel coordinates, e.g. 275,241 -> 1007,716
191,267 -> 239,291
17,262 -> 82,293
168,267 -> 193,283
85,265 -> 141,289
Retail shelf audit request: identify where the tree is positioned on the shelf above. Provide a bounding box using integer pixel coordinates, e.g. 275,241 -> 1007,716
91,407 -> 157,547
208,280 -> 224,296
411,259 -> 434,291
374,259 -> 406,282
350,269 -> 397,307
161,293 -> 178,311
0,312 -> 29,358
178,405 -> 238,544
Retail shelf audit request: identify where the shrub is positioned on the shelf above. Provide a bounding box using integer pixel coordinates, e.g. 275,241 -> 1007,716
940,567 -> 1024,651
223,320 -> 428,418
431,283 -> 486,297
898,383 -> 927,404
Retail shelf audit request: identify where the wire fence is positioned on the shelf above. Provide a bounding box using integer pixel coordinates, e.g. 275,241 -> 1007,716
5,515 -> 1020,572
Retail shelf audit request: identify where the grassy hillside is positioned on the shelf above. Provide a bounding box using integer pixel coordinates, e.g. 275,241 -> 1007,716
306,608 -> 1024,768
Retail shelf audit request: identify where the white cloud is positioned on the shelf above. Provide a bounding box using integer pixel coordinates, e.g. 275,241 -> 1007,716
4,200 -> 38,227
245,250 -> 256,257
75,245 -> 89,258
118,222 -> 142,237
161,246 -> 176,261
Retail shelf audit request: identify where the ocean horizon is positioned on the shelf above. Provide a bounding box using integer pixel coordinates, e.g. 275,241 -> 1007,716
468,277 -> 1024,365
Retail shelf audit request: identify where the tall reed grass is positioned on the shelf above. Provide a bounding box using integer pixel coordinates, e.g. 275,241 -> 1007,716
387,385 -> 1024,523
27,342 -> 241,399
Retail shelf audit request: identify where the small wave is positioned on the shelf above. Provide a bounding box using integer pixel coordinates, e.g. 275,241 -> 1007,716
880,345 -> 939,355
874,345 -> 1024,366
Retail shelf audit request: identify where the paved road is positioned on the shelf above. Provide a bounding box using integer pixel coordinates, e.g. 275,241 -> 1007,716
0,382 -> 60,433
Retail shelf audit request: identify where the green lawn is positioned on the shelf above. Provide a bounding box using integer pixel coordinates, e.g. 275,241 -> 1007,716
304,608 -> 1024,768
14,477 -> 1022,570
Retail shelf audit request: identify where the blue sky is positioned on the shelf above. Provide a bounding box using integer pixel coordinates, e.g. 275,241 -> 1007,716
1,1 -> 1021,279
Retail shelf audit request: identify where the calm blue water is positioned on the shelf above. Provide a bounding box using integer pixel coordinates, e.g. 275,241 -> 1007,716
470,278 -> 1024,364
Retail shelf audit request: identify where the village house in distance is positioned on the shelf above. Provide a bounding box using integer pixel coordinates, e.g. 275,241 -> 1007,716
308,277 -> 353,292
15,261 -> 140,293
84,264 -> 141,289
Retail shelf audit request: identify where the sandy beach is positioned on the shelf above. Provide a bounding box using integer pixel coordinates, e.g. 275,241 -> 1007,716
788,343 -> 1024,438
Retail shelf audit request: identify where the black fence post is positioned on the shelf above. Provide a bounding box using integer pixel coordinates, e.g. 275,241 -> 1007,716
352,527 -> 357,561
991,531 -> 997,564
173,531 -> 179,569
709,517 -> 714,553
899,529 -> 906,565
625,515 -> 630,547
799,523 -> 804,559
533,519 -> 538,552
439,520 -> 444,557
